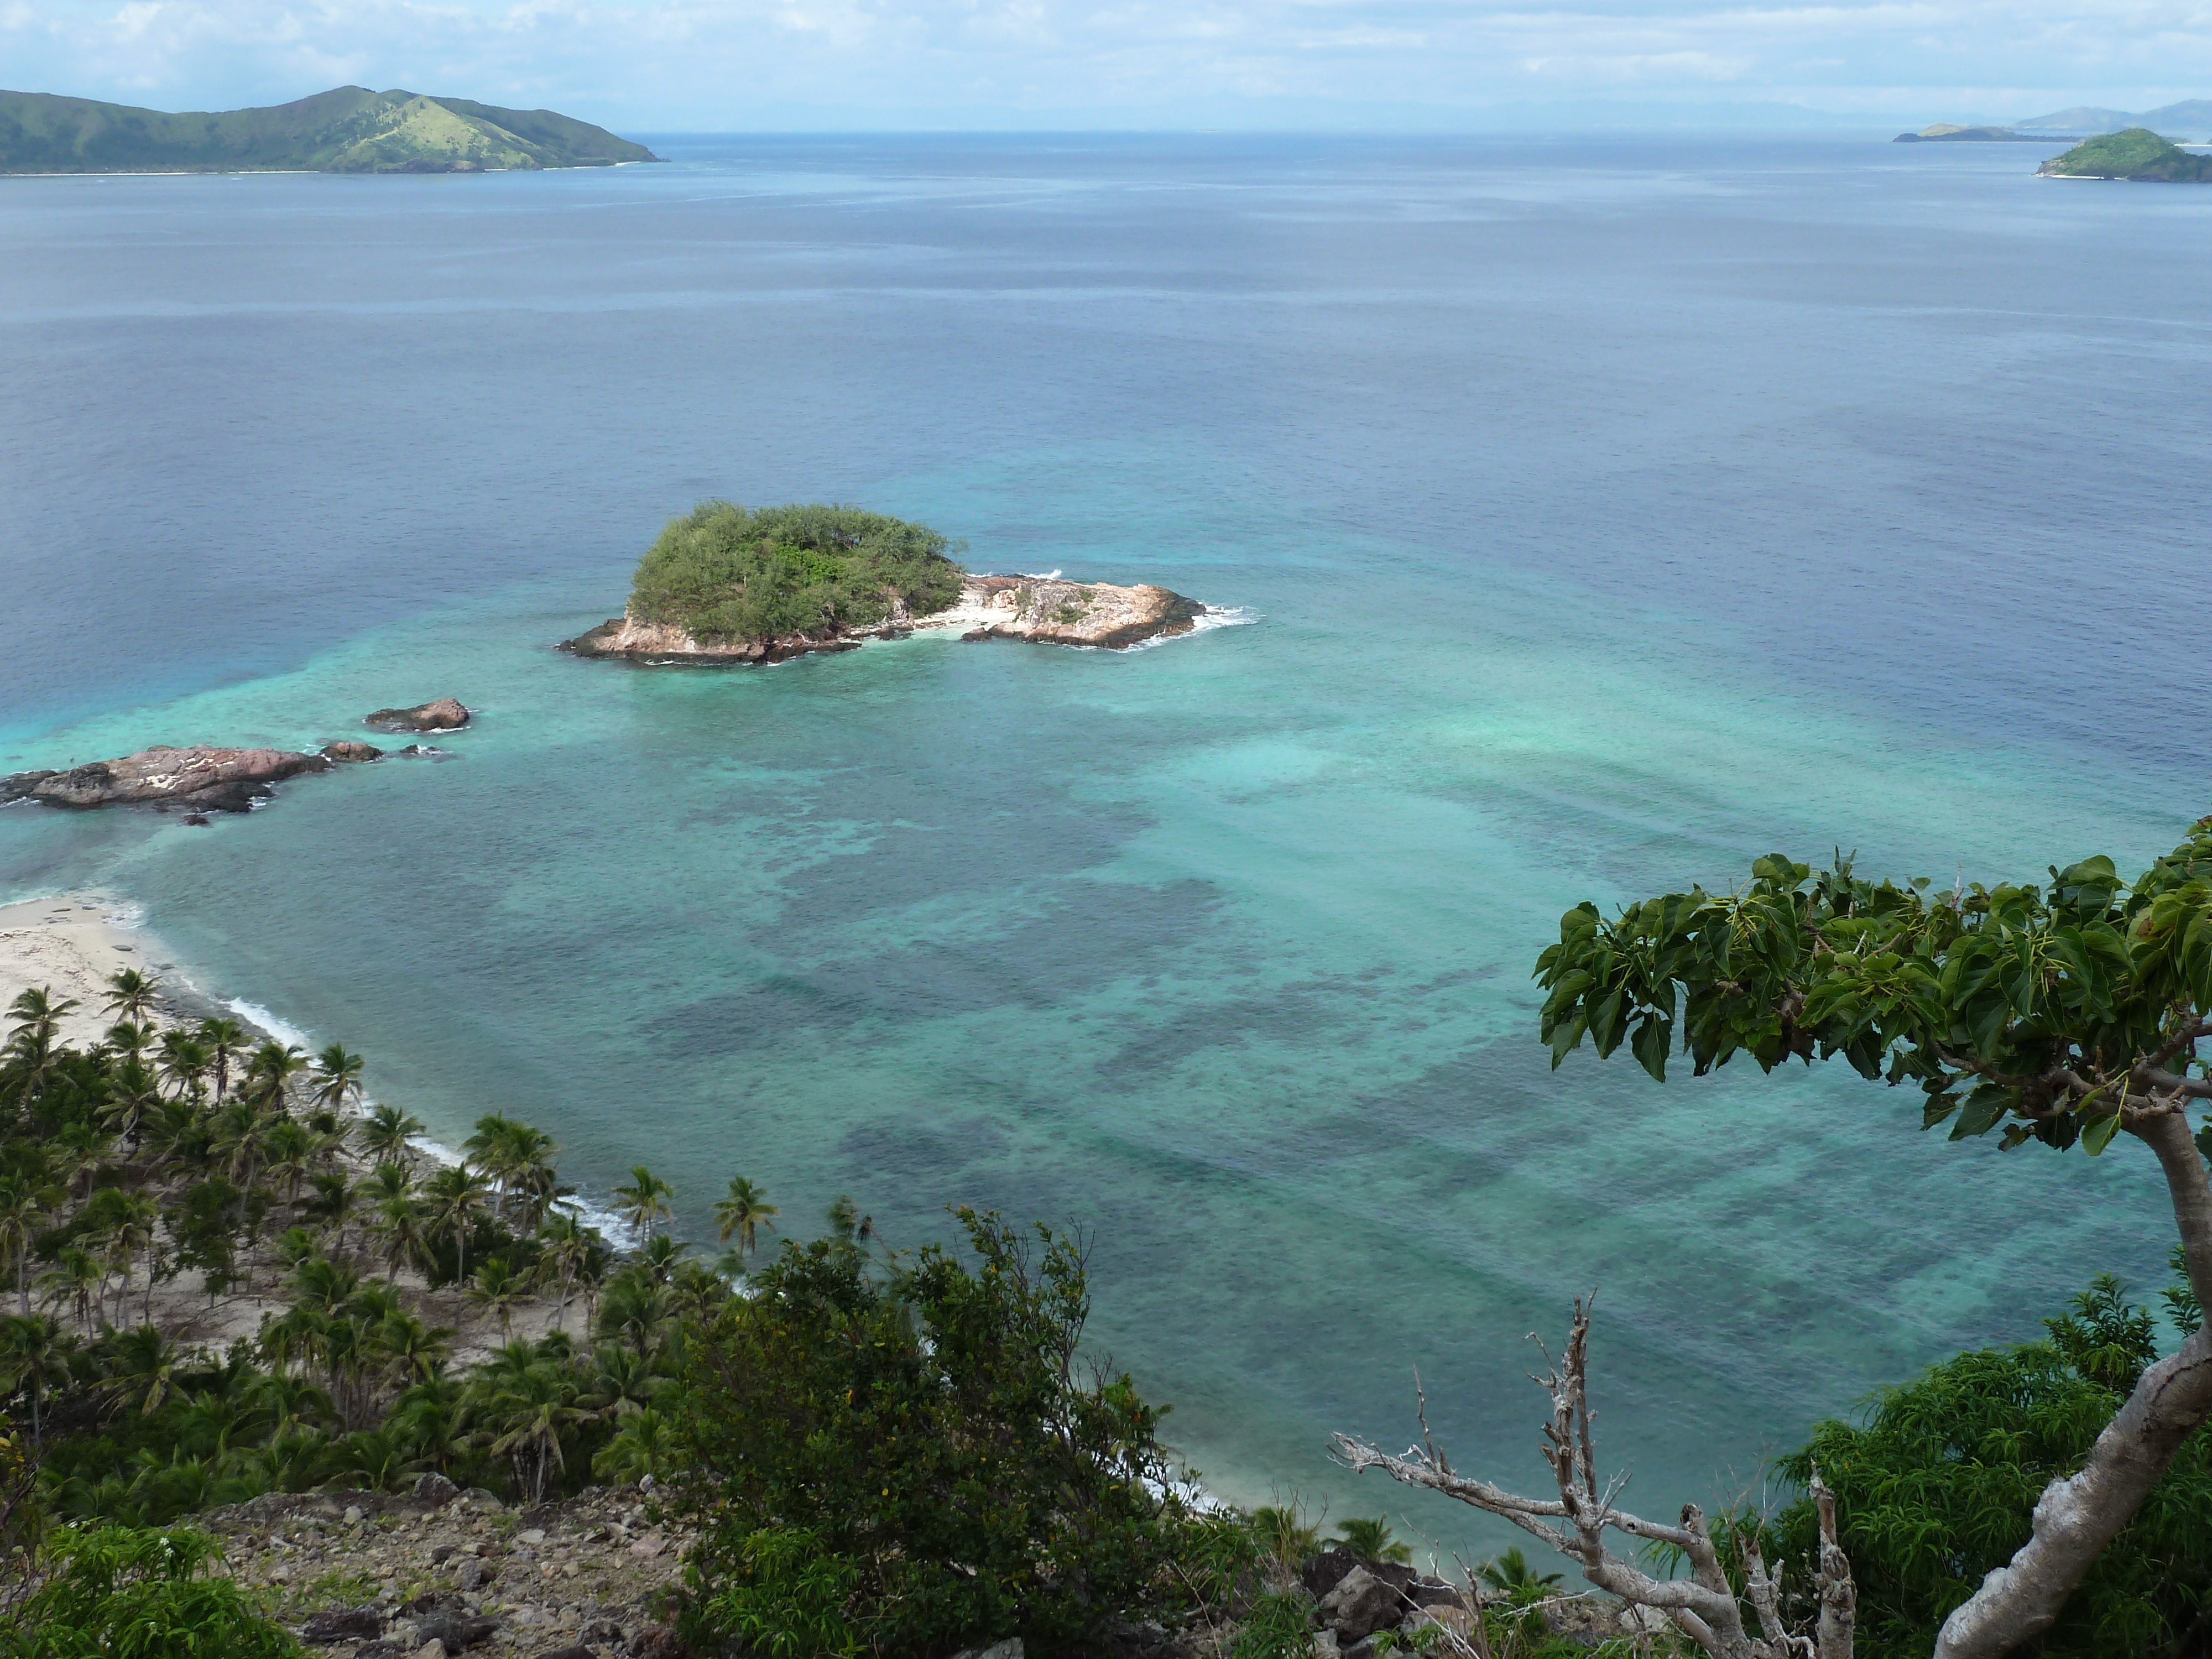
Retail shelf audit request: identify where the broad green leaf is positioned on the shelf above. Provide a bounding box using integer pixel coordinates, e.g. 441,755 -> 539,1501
2080,1112 -> 2124,1157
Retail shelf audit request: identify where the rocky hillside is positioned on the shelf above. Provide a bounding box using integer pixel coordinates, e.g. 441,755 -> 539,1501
202,1478 -> 687,1658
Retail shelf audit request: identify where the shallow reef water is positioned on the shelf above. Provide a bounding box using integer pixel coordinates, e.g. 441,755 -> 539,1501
2,133 -> 2206,1547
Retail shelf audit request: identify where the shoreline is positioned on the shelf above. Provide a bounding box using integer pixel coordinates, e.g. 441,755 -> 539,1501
0,889 -> 640,1254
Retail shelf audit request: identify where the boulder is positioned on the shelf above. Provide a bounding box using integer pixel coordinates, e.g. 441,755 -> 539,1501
1,745 -> 330,813
303,1608 -> 385,1644
413,1472 -> 460,1503
1317,1566 -> 1402,1644
364,698 -> 470,733
1405,1605 -> 1472,1641
1302,1547 -> 1363,1601
322,740 -> 383,763
948,1641 -> 1024,1659
1406,1577 -> 1463,1610
416,1611 -> 499,1650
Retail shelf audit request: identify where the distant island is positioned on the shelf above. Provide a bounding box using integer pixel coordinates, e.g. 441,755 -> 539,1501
561,501 -> 1207,662
0,85 -> 658,174
1892,124 -> 2049,143
2037,128 -> 2212,180
1894,98 -> 2212,144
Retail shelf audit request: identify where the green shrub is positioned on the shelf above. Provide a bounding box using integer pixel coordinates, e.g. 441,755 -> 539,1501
670,1206 -> 1190,1658
0,1524 -> 296,1659
697,1527 -> 862,1659
1758,1272 -> 2212,1657
627,502 -> 964,642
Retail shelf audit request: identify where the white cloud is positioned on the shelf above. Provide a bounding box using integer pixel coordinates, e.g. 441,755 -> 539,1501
1,0 -> 2209,126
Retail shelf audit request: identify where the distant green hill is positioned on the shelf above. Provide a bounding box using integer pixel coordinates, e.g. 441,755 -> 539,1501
0,86 -> 659,174
2038,127 -> 2212,180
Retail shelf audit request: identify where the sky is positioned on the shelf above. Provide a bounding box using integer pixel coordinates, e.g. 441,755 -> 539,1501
3,0 -> 2211,131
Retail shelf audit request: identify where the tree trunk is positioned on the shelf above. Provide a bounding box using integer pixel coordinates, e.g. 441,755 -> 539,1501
1937,1108 -> 2212,1657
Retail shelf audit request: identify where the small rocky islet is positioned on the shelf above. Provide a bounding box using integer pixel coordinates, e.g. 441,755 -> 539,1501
561,500 -> 1209,665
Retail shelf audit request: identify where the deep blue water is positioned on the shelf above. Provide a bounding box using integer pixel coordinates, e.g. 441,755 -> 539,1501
3,134 -> 2209,1548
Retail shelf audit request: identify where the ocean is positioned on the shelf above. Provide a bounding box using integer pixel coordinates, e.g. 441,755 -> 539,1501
3,132 -> 2208,1550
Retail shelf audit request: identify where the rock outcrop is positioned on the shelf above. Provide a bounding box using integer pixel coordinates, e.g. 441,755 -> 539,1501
366,698 -> 470,733
321,741 -> 384,763
560,614 -> 870,666
561,575 -> 1205,665
951,575 -> 1203,648
1,745 -> 331,813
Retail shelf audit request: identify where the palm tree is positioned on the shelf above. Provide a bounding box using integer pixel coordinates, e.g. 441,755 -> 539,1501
102,968 -> 160,1024
595,1272 -> 671,1359
421,1165 -> 490,1285
38,1246 -> 105,1331
3,987 -> 77,1100
534,1212 -> 594,1330
391,1374 -> 466,1474
102,1323 -> 185,1415
591,1405 -> 673,1483
465,1259 -> 528,1339
369,1193 -> 434,1286
195,1018 -> 247,1100
302,1170 -> 362,1258
0,1313 -> 74,1445
155,1031 -> 212,1102
310,1045 -> 364,1116
0,1176 -> 53,1316
263,1119 -> 318,1219
373,1310 -> 454,1388
356,1103 -> 425,1165
103,1019 -> 153,1058
98,1055 -> 164,1152
1333,1516 -> 1412,1566
612,1166 -> 673,1240
51,1122 -> 114,1203
1476,1546 -> 1563,1597
103,1192 -> 160,1328
711,1175 -> 778,1269
241,1041 -> 309,1110
207,1097 -> 270,1193
638,1232 -> 689,1286
480,1359 -> 589,1503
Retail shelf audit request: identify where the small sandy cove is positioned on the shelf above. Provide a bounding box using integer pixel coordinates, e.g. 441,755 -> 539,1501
0,890 -> 574,1360
0,890 -> 163,1047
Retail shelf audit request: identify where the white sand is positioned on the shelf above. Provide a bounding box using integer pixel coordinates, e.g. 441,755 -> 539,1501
0,890 -> 168,1046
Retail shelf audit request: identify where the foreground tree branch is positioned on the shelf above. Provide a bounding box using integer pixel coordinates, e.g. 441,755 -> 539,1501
1531,820 -> 2212,1651
1333,1297 -> 1854,1659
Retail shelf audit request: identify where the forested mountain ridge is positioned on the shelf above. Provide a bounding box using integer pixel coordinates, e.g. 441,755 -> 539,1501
0,86 -> 658,174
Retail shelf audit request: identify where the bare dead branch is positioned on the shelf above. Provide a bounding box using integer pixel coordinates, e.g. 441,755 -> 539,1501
1334,1298 -> 1855,1659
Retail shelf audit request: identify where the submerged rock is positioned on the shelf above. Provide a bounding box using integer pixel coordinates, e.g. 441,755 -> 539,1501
321,740 -> 384,763
1,745 -> 330,813
365,697 -> 470,732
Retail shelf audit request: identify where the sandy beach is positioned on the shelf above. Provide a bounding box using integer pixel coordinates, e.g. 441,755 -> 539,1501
0,890 -> 174,1046
0,890 -> 589,1359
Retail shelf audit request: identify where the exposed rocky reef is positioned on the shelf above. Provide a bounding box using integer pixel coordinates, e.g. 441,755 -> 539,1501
0,732 -> 405,815
1,745 -> 333,813
366,697 -> 471,732
561,575 -> 1204,665
953,575 -> 1203,649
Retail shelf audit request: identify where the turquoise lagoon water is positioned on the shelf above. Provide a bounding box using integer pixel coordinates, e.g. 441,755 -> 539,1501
3,135 -> 2208,1550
